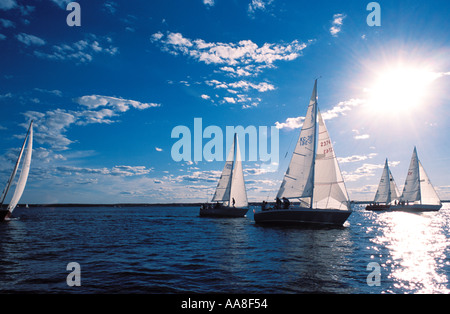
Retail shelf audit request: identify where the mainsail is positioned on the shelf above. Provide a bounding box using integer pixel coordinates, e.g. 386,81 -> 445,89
277,80 -> 317,202
212,134 -> 248,208
1,121 -> 33,213
374,159 -> 400,204
276,80 -> 350,210
400,147 -> 441,205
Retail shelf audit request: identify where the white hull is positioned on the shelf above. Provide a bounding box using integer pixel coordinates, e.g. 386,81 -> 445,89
199,206 -> 249,218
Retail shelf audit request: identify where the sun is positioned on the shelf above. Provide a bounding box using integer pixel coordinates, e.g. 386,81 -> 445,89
365,65 -> 439,114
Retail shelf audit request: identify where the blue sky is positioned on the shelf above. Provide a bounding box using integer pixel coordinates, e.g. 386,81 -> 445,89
1,0 -> 449,204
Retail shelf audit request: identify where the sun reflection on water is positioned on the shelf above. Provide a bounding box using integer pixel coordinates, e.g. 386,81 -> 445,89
372,209 -> 450,293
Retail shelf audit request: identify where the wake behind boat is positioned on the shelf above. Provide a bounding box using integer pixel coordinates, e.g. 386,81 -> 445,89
254,80 -> 352,227
1,121 -> 33,222
199,133 -> 249,218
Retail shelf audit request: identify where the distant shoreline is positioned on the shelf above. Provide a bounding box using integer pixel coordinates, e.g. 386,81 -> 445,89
13,200 -> 450,207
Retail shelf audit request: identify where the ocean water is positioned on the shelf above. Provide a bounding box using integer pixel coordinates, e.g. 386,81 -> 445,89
0,204 -> 449,294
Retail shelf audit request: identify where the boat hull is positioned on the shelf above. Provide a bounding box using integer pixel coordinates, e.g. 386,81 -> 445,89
0,209 -> 11,222
254,208 -> 352,227
367,203 -> 442,213
199,206 -> 249,218
365,204 -> 391,211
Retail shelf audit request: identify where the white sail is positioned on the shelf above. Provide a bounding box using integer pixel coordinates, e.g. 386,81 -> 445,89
400,147 -> 421,203
277,80 -> 317,201
211,137 -> 234,203
374,159 -> 400,204
313,110 -> 350,210
418,160 -> 441,205
6,122 -> 33,212
211,134 -> 248,208
229,134 -> 248,208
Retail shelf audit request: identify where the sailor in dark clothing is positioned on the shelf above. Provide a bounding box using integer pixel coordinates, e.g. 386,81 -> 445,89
232,198 -> 236,207
261,200 -> 267,211
275,197 -> 282,209
282,197 -> 290,209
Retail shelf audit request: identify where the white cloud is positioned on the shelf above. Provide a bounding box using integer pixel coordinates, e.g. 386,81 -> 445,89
0,18 -> 14,28
275,116 -> 305,130
33,35 -> 118,63
16,33 -> 46,46
203,0 -> 215,7
77,95 -> 160,112
337,153 -> 377,164
155,147 -> 163,152
201,94 -> 211,100
248,0 -> 274,15
223,97 -> 236,104
275,98 -> 365,130
152,31 -> 310,76
330,13 -> 346,37
50,0 -> 71,9
56,165 -> 152,177
0,0 -> 17,10
342,163 -> 384,182
354,134 -> 370,140
22,95 -> 160,150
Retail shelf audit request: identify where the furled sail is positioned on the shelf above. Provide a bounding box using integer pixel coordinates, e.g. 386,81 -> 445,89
276,80 -> 317,201
313,110 -> 350,210
374,159 -> 400,204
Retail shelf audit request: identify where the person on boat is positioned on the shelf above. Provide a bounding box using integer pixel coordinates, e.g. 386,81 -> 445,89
214,202 -> 220,209
275,197 -> 282,209
232,198 -> 236,207
261,200 -> 267,211
282,197 -> 290,209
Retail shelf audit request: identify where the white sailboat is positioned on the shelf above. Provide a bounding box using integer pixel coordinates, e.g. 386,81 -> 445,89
254,80 -> 352,226
388,147 -> 442,212
199,133 -> 249,218
365,158 -> 400,211
1,121 -> 33,221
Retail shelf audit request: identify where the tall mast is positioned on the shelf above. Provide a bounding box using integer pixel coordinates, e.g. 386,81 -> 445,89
310,79 -> 318,209
227,133 -> 237,204
414,147 -> 422,205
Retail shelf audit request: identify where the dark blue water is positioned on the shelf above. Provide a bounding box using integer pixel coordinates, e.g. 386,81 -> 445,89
1,204 -> 449,294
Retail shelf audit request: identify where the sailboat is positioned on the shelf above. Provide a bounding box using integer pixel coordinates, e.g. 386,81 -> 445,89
0,120 -> 33,222
254,80 -> 352,226
365,159 -> 400,211
388,147 -> 442,212
199,133 -> 249,218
